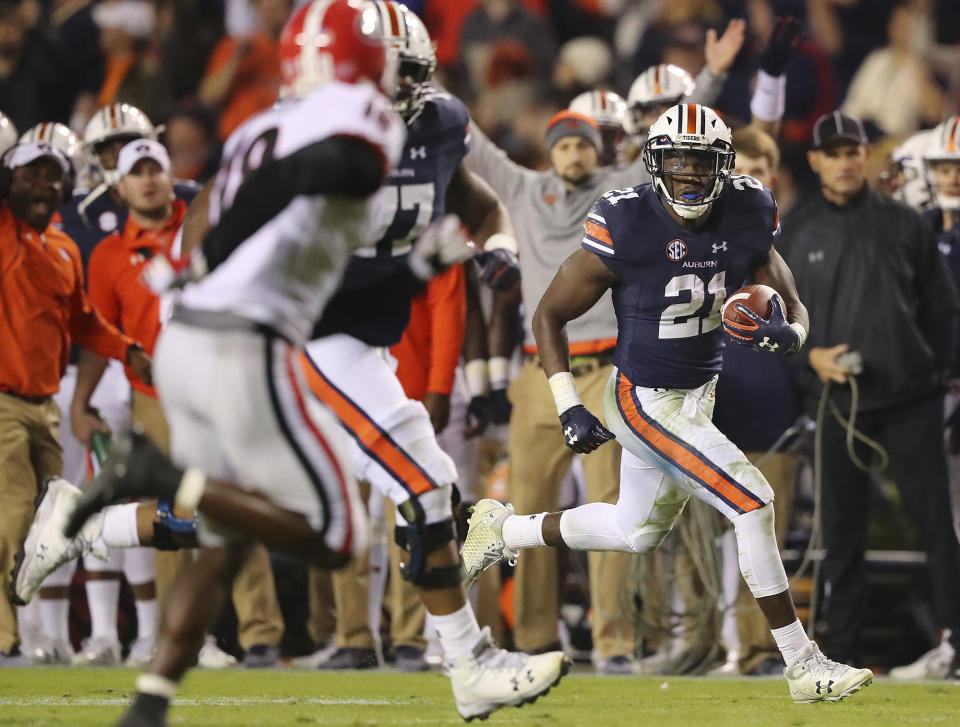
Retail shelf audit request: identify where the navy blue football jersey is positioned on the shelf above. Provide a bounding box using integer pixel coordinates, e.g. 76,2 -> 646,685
583,178 -> 779,389
313,88 -> 470,346
57,181 -> 200,274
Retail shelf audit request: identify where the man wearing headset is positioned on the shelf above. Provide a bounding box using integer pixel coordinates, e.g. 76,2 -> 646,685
0,141 -> 151,663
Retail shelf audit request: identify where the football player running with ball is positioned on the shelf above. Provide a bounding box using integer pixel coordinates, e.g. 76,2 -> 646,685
462,104 -> 874,704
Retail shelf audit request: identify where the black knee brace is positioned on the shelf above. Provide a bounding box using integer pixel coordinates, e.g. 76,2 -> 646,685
395,497 -> 462,589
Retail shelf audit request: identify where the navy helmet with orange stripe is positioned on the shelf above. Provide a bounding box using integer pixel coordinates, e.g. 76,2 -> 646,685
642,103 -> 734,220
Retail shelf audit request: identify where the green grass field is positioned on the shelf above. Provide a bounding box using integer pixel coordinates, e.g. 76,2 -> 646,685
0,668 -> 957,727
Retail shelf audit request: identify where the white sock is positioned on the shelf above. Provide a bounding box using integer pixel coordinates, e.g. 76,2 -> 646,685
502,513 -> 546,550
136,673 -> 177,699
86,579 -> 120,642
771,618 -> 813,667
430,603 -> 482,661
134,598 -> 158,641
96,504 -> 141,549
39,597 -> 71,645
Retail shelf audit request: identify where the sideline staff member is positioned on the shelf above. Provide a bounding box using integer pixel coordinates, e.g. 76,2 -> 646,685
0,141 -> 149,659
779,111 -> 960,670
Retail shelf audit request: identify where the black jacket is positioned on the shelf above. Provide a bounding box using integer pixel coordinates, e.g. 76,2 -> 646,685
778,186 -> 958,413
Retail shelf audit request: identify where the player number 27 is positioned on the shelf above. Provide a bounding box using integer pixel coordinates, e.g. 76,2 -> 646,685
658,272 -> 726,339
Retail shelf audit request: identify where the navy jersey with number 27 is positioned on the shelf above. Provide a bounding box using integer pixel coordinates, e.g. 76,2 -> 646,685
582,178 -> 779,389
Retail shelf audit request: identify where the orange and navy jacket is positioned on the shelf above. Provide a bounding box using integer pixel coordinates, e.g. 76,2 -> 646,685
390,264 -> 466,401
0,203 -> 135,398
87,199 -> 187,397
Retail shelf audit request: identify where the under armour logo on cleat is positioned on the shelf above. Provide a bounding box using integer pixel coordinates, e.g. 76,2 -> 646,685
510,676 -> 519,691
815,680 -> 834,694
526,670 -> 535,683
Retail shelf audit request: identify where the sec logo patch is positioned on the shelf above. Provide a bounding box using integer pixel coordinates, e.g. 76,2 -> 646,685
665,239 -> 687,261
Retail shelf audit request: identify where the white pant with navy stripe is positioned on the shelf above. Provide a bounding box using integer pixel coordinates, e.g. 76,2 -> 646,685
154,322 -> 366,556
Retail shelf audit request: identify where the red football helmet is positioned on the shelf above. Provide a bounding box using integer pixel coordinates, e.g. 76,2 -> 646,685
279,0 -> 386,99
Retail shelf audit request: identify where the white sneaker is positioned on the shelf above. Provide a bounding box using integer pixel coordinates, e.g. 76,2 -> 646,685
446,627 -> 569,721
198,635 -> 237,669
460,499 -> 519,587
784,643 -> 873,703
31,634 -> 74,665
73,636 -> 121,666
124,636 -> 156,668
889,640 -> 955,680
12,478 -> 106,604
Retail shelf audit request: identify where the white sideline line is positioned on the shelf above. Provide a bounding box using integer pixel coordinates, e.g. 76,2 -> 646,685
0,697 -> 401,707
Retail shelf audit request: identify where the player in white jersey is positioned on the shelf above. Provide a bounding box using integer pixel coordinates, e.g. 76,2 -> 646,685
53,3 -> 416,726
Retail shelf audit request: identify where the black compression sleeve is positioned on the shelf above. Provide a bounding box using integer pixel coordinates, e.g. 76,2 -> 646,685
202,136 -> 385,272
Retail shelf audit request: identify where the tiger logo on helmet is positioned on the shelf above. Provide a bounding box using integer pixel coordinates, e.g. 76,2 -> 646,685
642,103 -> 735,220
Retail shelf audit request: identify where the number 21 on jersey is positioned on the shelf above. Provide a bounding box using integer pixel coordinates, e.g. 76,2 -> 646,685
658,271 -> 726,339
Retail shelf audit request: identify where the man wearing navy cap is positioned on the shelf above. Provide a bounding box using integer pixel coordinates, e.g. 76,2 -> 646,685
778,111 -> 960,675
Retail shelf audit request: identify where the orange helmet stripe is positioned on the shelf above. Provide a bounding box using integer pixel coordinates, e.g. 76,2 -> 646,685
384,1 -> 400,36
686,103 -> 697,134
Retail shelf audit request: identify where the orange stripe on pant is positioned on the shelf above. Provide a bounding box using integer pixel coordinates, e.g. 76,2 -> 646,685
298,351 -> 436,497
615,373 -> 762,514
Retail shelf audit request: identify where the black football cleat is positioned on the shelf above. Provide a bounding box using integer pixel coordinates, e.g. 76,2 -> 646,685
64,427 -> 184,539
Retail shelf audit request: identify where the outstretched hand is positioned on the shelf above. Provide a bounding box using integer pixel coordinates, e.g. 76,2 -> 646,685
706,18 -> 747,76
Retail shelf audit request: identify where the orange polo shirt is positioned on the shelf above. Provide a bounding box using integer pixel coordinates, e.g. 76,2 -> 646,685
205,32 -> 282,140
87,200 -> 186,397
390,265 -> 466,401
0,204 -> 134,398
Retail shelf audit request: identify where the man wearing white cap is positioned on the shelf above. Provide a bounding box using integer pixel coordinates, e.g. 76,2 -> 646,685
0,141 -> 150,663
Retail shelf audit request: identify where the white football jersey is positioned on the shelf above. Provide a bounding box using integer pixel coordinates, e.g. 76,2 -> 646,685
179,81 -> 406,345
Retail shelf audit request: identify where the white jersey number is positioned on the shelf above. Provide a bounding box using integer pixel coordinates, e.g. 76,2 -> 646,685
658,271 -> 726,339
362,182 -> 435,255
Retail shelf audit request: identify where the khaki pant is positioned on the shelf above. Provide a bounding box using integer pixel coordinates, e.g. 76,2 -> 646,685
132,390 -> 284,649
507,360 -> 635,658
736,451 -> 797,673
308,567 -> 336,646
0,393 -> 63,653
331,482 -> 425,650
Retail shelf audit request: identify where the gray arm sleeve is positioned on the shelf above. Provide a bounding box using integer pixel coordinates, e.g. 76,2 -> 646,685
689,66 -> 726,108
464,121 -> 527,202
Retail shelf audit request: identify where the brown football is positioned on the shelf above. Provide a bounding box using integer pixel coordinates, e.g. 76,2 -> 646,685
722,284 -> 785,329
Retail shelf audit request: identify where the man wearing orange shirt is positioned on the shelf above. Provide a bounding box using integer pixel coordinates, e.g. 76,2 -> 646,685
0,141 -> 149,661
199,0 -> 290,140
71,138 -> 285,667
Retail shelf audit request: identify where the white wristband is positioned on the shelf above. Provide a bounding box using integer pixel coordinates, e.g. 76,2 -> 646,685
483,233 -> 518,255
790,321 -> 808,349
750,70 -> 787,123
489,356 -> 510,390
548,371 -> 581,415
174,467 -> 207,513
464,359 -> 489,397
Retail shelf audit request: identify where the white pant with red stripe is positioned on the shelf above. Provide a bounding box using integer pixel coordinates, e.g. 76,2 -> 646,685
154,321 -> 366,557
556,368 -> 787,598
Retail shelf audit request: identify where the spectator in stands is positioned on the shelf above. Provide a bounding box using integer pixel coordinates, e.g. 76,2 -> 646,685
93,0 -> 174,124
164,104 -> 221,183
199,0 -> 290,141
841,1 -> 943,136
0,142 -> 149,664
778,111 -> 960,672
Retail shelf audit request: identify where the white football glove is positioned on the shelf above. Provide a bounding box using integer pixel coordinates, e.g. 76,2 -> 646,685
407,214 -> 476,281
142,249 -> 208,294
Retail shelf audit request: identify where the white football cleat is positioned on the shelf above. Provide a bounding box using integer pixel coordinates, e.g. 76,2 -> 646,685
460,499 -> 519,587
11,478 -> 106,605
784,643 -> 873,703
124,636 -> 157,669
198,635 -> 238,669
73,636 -> 122,666
31,634 -> 75,665
888,640 -> 954,680
447,627 -> 569,721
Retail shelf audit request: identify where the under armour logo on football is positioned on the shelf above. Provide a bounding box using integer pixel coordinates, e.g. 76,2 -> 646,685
564,426 -> 578,445
410,146 -> 427,160
815,680 -> 834,694
759,337 -> 779,352
712,241 -> 728,254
